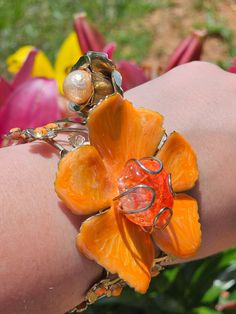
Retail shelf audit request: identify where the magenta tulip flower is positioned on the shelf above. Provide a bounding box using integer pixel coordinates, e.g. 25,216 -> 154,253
228,57 -> 236,73
164,30 -> 207,73
0,49 -> 61,146
74,13 -> 148,91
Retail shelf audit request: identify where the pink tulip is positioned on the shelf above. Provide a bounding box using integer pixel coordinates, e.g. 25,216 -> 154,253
0,49 -> 61,146
12,49 -> 38,88
215,300 -> 236,311
0,77 -> 12,109
117,60 -> 149,91
74,12 -> 105,53
73,13 -> 148,91
103,42 -> 117,60
228,57 -> 236,73
164,30 -> 207,73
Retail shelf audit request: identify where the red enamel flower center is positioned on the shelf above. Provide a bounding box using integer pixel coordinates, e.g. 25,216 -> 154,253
117,158 -> 174,228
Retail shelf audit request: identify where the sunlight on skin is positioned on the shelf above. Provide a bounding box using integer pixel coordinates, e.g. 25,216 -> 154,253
0,62 -> 236,313
126,61 -> 236,260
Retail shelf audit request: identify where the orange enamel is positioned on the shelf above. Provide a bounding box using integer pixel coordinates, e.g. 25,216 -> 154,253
111,287 -> 123,297
77,204 -> 154,293
55,145 -> 116,214
88,94 -> 164,176
157,132 -> 198,192
152,193 -> 201,258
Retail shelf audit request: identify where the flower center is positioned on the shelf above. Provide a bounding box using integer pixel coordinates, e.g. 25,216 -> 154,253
117,157 -> 174,229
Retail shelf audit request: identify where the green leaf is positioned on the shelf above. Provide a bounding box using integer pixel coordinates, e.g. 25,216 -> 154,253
213,264 -> 236,290
153,266 -> 180,293
182,249 -> 236,307
228,289 -> 236,301
153,294 -> 186,314
191,306 -> 222,314
201,286 -> 222,304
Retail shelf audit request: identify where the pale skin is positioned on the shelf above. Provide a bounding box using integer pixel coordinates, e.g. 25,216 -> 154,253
1,61 -> 236,314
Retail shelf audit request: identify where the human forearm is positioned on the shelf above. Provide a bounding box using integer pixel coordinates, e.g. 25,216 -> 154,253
0,142 -> 102,314
126,61 -> 236,259
1,61 -> 236,314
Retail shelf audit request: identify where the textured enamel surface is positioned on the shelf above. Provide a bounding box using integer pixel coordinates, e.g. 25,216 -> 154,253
55,94 -> 165,215
88,93 -> 164,177
55,145 -> 116,214
77,204 -> 154,293
157,132 -> 198,192
152,193 -> 201,258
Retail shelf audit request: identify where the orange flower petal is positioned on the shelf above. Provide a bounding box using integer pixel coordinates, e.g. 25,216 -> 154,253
88,93 -> 164,176
55,145 -> 116,214
156,132 -> 198,192
77,203 -> 154,293
152,193 -> 201,258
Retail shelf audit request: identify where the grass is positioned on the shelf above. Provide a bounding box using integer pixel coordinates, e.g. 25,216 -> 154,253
192,0 -> 236,68
0,0 -> 166,75
1,0 -> 235,75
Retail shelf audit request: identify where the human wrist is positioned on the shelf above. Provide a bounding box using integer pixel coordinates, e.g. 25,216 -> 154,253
0,142 -> 103,314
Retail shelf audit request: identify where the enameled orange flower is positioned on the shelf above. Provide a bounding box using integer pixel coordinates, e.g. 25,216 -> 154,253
55,93 -> 201,294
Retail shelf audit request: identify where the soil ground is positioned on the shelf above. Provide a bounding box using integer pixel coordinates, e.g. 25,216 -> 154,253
141,0 -> 236,76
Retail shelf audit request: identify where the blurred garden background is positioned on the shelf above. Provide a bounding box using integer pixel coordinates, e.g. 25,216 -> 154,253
1,0 -> 236,313
1,0 -> 236,75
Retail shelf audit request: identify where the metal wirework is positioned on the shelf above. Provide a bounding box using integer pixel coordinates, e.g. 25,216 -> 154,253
157,132 -> 168,150
113,184 -> 156,214
55,115 -> 87,125
129,156 -> 163,175
153,207 -> 173,230
56,127 -> 88,133
168,173 -> 175,196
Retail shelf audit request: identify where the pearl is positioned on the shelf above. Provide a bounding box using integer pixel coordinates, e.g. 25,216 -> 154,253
63,70 -> 93,104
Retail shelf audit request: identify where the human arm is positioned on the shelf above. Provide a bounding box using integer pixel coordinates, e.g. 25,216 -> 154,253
126,61 -> 236,259
0,142 -> 103,313
1,61 -> 236,314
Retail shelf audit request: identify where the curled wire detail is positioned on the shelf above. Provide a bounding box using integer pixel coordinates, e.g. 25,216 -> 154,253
153,207 -> 173,230
3,118 -> 89,156
129,156 -> 163,175
114,156 -> 173,230
168,173 -> 175,196
113,184 -> 156,214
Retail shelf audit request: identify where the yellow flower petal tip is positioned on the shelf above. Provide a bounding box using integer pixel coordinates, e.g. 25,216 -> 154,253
6,45 -> 55,79
55,32 -> 82,94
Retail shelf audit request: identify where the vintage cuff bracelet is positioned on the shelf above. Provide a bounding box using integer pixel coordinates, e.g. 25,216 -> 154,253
4,52 -> 201,313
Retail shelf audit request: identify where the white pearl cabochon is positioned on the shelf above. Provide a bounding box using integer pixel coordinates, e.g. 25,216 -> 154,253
63,70 -> 93,104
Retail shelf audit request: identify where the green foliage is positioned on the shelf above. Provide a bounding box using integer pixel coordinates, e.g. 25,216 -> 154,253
85,248 -> 236,314
193,6 -> 236,67
191,307 -> 221,314
0,0 -> 162,74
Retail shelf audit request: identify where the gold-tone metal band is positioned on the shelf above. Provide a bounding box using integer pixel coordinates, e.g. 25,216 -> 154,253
66,253 -> 171,314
